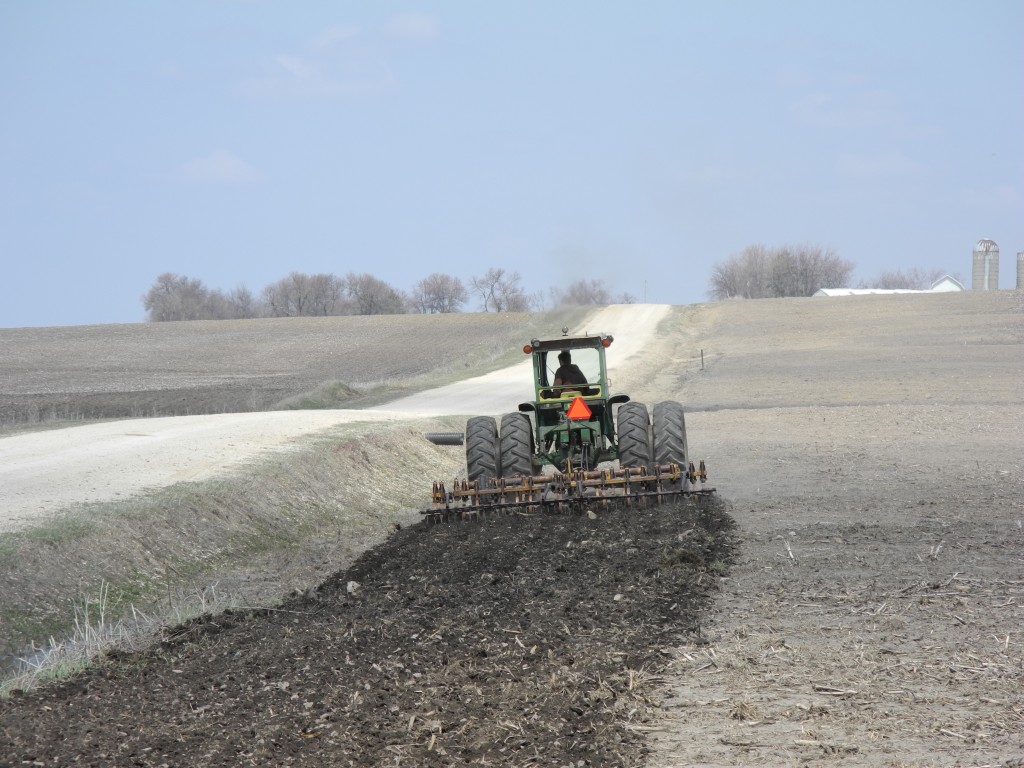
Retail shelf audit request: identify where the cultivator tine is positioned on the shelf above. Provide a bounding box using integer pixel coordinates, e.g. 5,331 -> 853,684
420,462 -> 715,522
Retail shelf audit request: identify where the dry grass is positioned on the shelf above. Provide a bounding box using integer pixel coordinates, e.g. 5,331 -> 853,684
0,418 -> 466,685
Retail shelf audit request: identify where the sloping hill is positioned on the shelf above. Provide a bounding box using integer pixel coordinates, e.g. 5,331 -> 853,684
0,291 -> 1021,766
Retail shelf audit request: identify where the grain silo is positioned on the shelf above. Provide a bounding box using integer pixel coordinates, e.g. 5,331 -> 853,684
972,238 -> 999,290
1018,251 -> 1024,290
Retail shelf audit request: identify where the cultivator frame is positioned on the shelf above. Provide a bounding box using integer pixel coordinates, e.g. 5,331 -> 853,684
422,460 -> 714,524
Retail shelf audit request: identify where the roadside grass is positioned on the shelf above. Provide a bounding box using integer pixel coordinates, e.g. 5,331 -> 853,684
281,381 -> 361,409
0,417 -> 466,694
0,417 -> 120,439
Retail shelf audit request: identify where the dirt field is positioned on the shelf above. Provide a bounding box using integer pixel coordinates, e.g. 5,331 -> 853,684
1,291 -> 1022,766
616,291 -> 1024,767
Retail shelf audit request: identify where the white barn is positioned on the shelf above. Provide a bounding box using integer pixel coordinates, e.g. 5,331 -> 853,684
929,275 -> 966,292
814,275 -> 965,297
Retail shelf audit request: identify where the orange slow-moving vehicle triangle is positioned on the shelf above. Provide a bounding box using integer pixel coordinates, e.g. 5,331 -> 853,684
566,396 -> 592,421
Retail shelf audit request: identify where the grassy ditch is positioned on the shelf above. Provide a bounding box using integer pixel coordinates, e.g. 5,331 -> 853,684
0,417 -> 466,692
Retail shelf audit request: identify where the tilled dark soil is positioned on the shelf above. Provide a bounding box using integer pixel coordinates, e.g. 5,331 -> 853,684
0,497 -> 732,767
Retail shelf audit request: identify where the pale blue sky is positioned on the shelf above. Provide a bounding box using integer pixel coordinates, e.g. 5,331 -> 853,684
1,1 -> 1022,327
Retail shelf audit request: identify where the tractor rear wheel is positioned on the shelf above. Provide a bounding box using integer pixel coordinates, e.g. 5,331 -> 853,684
499,413 -> 533,479
616,401 -> 651,469
653,400 -> 688,488
653,400 -> 688,467
465,416 -> 500,483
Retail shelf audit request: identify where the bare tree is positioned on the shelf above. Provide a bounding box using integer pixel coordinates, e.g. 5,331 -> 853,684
144,274 -> 267,321
143,273 -> 214,321
263,273 -> 307,317
708,244 -> 771,300
411,273 -> 468,313
344,273 -> 408,315
793,245 -> 854,295
306,273 -> 346,315
768,247 -> 821,298
470,268 -> 503,312
862,267 -> 946,290
551,279 -> 613,307
222,285 -> 263,319
263,272 -> 346,317
470,268 -> 530,312
709,244 -> 853,299
205,285 -> 263,319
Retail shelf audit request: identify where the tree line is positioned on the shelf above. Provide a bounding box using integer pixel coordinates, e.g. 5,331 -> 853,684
145,246 -> 954,321
142,269 -> 637,321
708,243 -> 954,300
708,244 -> 854,300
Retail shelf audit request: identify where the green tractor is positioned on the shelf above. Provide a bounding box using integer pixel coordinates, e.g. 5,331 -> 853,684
465,331 -> 690,482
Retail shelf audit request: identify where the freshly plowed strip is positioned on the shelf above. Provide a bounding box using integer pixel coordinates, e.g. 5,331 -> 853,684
0,499 -> 733,767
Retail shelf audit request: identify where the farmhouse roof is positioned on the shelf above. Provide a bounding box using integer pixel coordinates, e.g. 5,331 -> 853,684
814,275 -> 965,297
929,275 -> 965,292
813,288 -> 923,296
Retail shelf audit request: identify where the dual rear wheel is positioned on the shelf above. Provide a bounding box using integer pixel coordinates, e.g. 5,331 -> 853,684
616,400 -> 689,470
464,413 -> 534,483
467,401 -> 688,480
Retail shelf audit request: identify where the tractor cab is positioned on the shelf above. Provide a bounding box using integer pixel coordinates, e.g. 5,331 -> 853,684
533,341 -> 605,400
516,333 -> 629,472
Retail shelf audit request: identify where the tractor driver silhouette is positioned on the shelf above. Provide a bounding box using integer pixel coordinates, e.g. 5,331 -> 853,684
553,350 -> 587,387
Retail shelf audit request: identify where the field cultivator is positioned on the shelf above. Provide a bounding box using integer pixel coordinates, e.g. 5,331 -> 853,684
422,461 -> 714,524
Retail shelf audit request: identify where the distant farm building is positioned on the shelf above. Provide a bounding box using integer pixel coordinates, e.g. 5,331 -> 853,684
814,275 -> 965,297
814,237 -> 1023,296
930,275 -> 967,292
